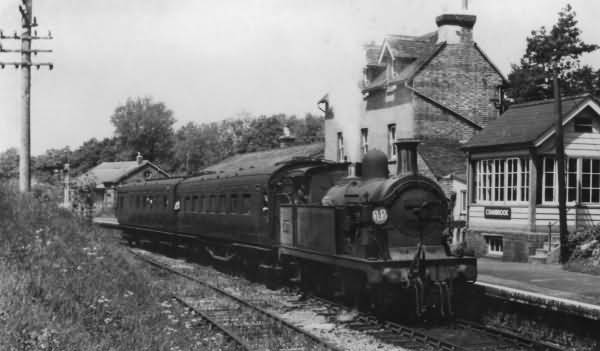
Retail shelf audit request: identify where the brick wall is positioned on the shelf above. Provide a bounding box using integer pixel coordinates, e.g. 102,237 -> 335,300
413,98 -> 475,142
413,42 -> 504,140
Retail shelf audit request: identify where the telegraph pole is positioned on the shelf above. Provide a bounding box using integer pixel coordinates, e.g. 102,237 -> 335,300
0,0 -> 53,192
553,73 -> 568,263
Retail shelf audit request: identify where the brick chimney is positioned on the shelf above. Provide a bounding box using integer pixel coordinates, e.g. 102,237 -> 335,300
435,0 -> 476,45
136,152 -> 143,165
395,139 -> 420,177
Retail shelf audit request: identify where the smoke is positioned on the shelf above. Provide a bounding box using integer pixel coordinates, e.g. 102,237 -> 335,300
324,43 -> 366,163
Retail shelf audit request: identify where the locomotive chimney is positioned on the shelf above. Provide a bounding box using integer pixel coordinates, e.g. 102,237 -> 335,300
395,139 -> 420,176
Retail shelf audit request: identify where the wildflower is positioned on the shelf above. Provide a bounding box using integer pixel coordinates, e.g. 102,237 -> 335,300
104,317 -> 112,324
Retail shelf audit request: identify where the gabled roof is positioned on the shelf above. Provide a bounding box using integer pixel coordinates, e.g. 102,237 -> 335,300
83,160 -> 169,187
464,94 -> 599,150
365,43 -> 446,91
202,143 -> 324,174
418,138 -> 467,181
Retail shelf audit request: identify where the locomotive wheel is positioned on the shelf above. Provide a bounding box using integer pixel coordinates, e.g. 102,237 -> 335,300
301,262 -> 333,299
340,270 -> 368,308
370,285 -> 418,322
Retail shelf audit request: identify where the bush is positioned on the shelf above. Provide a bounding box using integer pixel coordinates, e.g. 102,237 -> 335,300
461,230 -> 488,258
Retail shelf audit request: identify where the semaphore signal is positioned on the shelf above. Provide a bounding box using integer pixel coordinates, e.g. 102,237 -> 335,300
0,0 -> 53,192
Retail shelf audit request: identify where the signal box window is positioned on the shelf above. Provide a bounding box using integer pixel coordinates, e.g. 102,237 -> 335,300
574,116 -> 593,133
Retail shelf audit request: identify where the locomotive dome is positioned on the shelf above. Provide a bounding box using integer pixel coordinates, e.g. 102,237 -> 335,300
361,149 -> 389,179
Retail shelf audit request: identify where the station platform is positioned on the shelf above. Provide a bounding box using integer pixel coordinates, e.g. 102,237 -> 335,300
477,258 -> 600,320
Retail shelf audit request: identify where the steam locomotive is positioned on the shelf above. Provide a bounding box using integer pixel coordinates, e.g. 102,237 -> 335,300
115,139 -> 476,319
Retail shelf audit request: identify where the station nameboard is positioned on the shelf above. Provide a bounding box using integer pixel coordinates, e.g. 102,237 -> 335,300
484,206 -> 511,219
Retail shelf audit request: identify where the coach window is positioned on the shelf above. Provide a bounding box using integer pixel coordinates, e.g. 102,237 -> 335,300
163,196 -> 168,208
231,194 -> 239,213
219,194 -> 227,213
184,196 -> 190,212
198,196 -> 204,212
242,194 -> 251,214
209,195 -> 216,212
192,195 -> 198,212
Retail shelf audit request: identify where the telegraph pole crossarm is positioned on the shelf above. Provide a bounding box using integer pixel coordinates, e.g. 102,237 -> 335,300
0,0 -> 53,192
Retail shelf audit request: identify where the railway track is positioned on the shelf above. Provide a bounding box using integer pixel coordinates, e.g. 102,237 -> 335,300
130,248 -> 343,351
286,296 -> 564,351
131,247 -> 565,351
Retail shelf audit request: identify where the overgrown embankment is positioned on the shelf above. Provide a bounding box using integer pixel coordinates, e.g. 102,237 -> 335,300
0,183 -> 203,350
565,226 -> 600,275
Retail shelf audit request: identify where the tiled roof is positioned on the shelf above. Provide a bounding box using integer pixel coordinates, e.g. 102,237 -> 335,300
418,138 -> 467,180
363,43 -> 445,91
385,32 -> 437,59
364,43 -> 381,66
82,160 -> 168,186
202,143 -> 324,174
464,94 -> 595,149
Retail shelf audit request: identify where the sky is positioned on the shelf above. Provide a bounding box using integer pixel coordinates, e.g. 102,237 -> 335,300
1,0 -> 600,155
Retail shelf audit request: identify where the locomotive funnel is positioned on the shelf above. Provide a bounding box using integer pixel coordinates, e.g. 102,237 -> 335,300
395,138 -> 420,176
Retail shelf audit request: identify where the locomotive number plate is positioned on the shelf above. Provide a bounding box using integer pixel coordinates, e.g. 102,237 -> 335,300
372,207 -> 388,225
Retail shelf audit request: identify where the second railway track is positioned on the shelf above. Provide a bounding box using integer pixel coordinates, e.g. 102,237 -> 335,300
131,248 -> 343,351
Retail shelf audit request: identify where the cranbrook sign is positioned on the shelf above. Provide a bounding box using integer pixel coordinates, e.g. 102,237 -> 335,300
484,206 -> 511,219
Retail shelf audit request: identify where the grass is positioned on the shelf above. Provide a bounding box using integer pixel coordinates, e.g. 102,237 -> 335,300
0,182 -> 226,350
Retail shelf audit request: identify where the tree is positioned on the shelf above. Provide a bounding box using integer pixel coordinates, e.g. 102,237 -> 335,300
32,147 -> 72,184
69,137 -> 119,175
110,97 -> 176,164
0,148 -> 19,180
507,5 -> 599,103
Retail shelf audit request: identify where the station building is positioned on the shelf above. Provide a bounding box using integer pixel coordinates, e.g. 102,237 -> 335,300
79,153 -> 169,216
463,94 -> 600,262
323,9 -> 506,234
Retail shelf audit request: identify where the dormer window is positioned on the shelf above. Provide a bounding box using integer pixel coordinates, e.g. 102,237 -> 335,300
574,116 -> 593,133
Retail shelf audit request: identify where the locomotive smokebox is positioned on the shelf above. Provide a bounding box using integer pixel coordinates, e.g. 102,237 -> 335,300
395,138 -> 421,176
